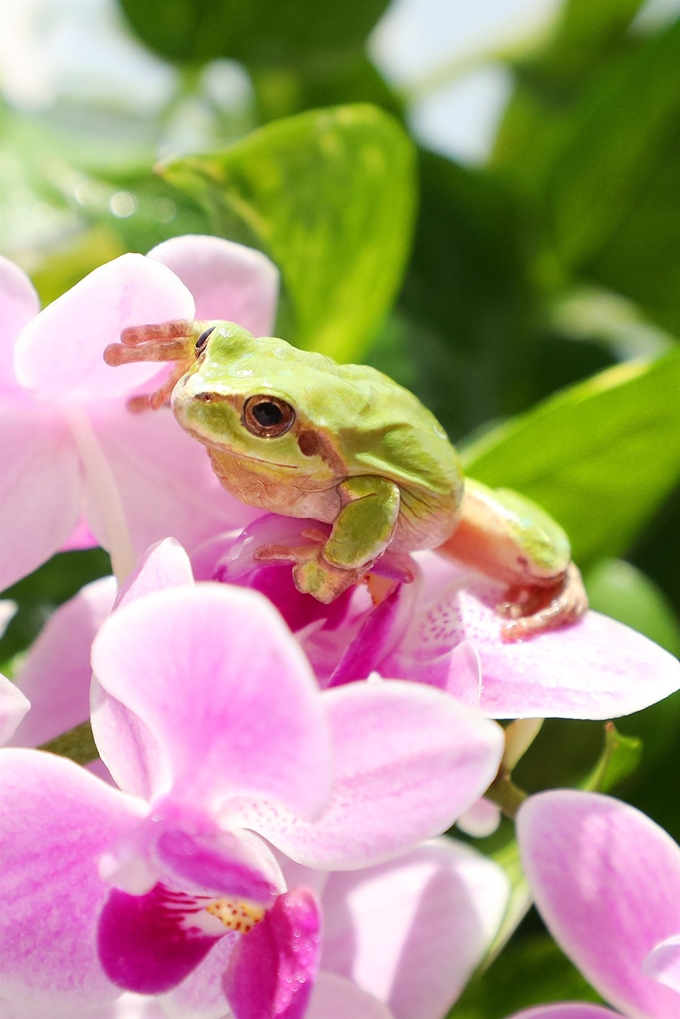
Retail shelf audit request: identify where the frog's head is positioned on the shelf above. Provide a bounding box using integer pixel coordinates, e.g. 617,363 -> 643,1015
172,321 -> 349,478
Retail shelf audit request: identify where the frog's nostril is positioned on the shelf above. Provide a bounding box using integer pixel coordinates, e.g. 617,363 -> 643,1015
194,391 -> 231,403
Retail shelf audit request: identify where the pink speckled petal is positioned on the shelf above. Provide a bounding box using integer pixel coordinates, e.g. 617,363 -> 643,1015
322,839 -> 509,1019
91,584 -> 332,818
235,681 -> 504,869
307,973 -> 394,1019
9,577 -> 116,748
376,554 -> 680,719
148,236 -> 278,336
643,934 -> 680,993
0,673 -> 29,746
223,889 -> 321,1019
0,398 -> 81,591
517,791 -> 680,1018
14,254 -> 194,400
0,750 -> 143,1010
0,256 -> 39,391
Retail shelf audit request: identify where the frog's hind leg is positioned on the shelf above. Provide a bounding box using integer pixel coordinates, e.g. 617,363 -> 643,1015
497,563 -> 589,642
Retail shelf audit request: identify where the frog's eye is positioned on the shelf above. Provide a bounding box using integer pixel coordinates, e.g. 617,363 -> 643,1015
195,327 -> 215,355
243,395 -> 296,438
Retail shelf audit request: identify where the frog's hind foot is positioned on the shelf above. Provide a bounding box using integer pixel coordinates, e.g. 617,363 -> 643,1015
498,563 -> 588,642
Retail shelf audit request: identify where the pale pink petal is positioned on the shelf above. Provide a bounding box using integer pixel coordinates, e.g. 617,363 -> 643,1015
14,254 -> 194,400
377,555 -> 680,720
148,236 -> 279,336
643,934 -> 680,993
0,255 -> 39,390
456,797 -> 502,838
9,577 -> 116,747
0,749 -> 144,1010
505,1007 -> 622,1019
223,889 -> 321,1019
307,973 -> 394,1019
0,993 -> 168,1018
88,402 -> 258,560
236,681 -> 504,869
115,538 -> 194,608
159,935 -> 237,1019
61,515 -> 99,551
0,398 -> 81,590
517,791 -> 680,1018
321,839 -> 509,1019
0,674 -> 29,745
91,584 -> 332,818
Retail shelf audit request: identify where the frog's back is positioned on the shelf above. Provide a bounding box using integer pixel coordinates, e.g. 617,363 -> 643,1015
326,362 -> 464,550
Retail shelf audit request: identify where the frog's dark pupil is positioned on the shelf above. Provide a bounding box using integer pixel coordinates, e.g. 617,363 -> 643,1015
253,402 -> 283,427
195,327 -> 215,352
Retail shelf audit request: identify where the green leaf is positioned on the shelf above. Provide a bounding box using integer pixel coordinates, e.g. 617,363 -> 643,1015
117,0 -> 390,66
461,348 -> 680,566
582,721 -> 643,793
162,105 -> 416,361
586,558 -> 680,655
549,18 -> 680,268
451,933 -> 603,1018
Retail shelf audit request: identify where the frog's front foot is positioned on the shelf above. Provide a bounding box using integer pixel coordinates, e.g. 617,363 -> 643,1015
254,533 -> 363,603
497,563 -> 588,642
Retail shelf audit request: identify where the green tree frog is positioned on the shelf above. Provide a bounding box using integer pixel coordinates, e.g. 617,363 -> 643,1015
105,320 -> 587,639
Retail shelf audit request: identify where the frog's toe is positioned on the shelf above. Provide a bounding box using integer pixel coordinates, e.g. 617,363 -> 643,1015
499,564 -> 588,642
293,559 -> 359,603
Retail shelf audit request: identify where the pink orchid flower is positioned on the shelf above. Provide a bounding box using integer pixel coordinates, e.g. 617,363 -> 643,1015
0,581 -> 504,1018
1,236 -> 276,590
160,837 -> 510,1019
507,790 -> 680,1019
196,515 -> 680,720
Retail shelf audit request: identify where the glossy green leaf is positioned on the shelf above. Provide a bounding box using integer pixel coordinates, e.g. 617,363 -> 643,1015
582,721 -> 643,793
118,0 -> 390,66
461,348 -> 680,566
162,105 -> 416,361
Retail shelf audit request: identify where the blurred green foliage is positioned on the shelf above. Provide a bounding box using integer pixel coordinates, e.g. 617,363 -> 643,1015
2,0 -> 680,1010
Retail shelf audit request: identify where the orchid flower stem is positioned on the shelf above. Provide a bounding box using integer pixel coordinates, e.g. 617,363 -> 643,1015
65,407 -> 136,584
485,770 -> 528,820
39,721 -> 99,766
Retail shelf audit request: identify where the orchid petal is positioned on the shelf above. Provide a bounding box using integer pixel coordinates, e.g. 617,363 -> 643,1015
61,515 -> 100,552
0,398 -> 81,591
504,1007 -> 622,1019
0,749 -> 144,1009
236,682 -> 504,869
115,538 -> 194,608
456,797 -> 502,838
9,577 -> 116,747
0,991 -> 168,1019
88,402 -> 258,560
159,935 -> 237,1019
148,236 -> 279,336
643,934 -> 680,993
91,584 -> 332,817
223,889 -> 321,1019
307,973 -> 394,1019
0,674 -> 29,746
517,791 -> 680,1018
321,839 -> 509,1019
97,884 -> 224,994
14,254 -> 194,400
376,556 -> 680,720
0,255 -> 39,391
